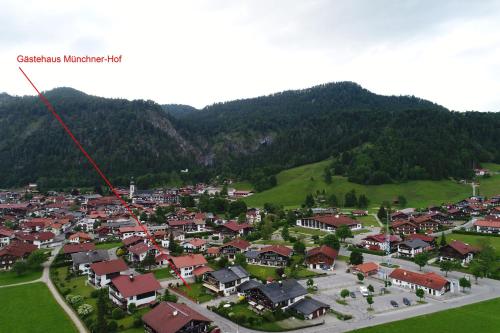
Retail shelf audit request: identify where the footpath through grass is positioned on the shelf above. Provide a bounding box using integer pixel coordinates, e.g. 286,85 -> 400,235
0,282 -> 78,333
350,297 -> 500,333
0,268 -> 42,286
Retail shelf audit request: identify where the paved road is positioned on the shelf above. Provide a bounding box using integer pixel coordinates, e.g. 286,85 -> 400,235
0,246 -> 88,333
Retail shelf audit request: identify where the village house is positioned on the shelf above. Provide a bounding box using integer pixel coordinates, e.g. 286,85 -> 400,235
397,239 -> 432,258
474,219 -> 500,234
410,215 -> 441,233
62,243 -> 96,257
351,262 -> 379,277
0,228 -> 14,248
142,301 -> 212,333
218,238 -> 250,260
0,242 -> 37,269
391,220 -> 418,235
296,214 -> 361,232
304,245 -> 338,270
169,254 -> 210,279
123,235 -> 146,249
88,258 -> 129,288
219,221 -> 253,237
167,220 -> 198,233
119,226 -> 147,240
246,208 -> 261,224
128,243 -> 158,263
361,234 -> 401,252
289,298 -> 330,320
69,232 -> 92,244
238,279 -> 307,311
182,238 -> 207,253
108,273 -> 162,309
405,233 -> 437,247
439,240 -> 478,266
245,245 -> 292,267
202,265 -> 250,296
71,249 -> 109,274
389,268 -> 452,296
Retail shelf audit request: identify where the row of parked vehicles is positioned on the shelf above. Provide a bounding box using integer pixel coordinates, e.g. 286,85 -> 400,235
353,286 -> 412,307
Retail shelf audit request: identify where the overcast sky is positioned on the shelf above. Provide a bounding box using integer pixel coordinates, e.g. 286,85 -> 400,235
2,0 -> 500,111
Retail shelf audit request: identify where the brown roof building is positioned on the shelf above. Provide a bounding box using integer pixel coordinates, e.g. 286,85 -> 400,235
142,302 -> 211,333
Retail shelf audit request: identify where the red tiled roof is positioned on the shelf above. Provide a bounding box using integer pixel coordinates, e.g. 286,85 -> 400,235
448,240 -> 478,255
63,243 -> 96,254
221,238 -> 250,250
260,245 -> 292,257
118,226 -> 145,233
192,266 -> 214,277
170,254 -> 207,268
221,221 -> 252,232
406,234 -> 435,243
389,268 -> 448,290
69,232 -> 92,240
129,243 -> 151,255
34,231 -> 55,241
352,262 -> 379,274
309,215 -> 358,227
0,242 -> 37,258
391,220 -> 417,228
474,219 -> 500,228
111,273 -> 161,297
0,228 -> 14,237
207,247 -> 220,255
188,238 -> 206,247
142,302 -> 211,333
123,235 -> 145,246
90,258 -> 128,275
363,234 -> 401,243
306,245 -> 338,259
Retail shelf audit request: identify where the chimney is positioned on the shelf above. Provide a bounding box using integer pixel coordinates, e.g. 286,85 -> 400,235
172,310 -> 178,316
129,274 -> 134,281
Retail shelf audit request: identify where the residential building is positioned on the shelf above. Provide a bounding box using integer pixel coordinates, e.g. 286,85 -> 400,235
62,243 -> 96,256
304,245 -> 338,270
69,232 -> 92,244
219,221 -> 253,237
351,262 -> 379,277
474,219 -> 500,234
119,226 -> 147,240
389,268 -> 452,296
439,240 -> 478,266
109,273 -> 161,309
245,245 -> 292,267
203,265 -> 250,296
219,239 -> 250,260
0,242 -> 37,269
397,239 -> 431,258
289,298 -> 330,320
169,254 -> 209,278
238,279 -> 307,310
89,258 -> 129,287
361,234 -> 401,252
182,238 -> 207,253
296,215 -> 361,232
142,301 -> 211,333
71,249 -> 109,274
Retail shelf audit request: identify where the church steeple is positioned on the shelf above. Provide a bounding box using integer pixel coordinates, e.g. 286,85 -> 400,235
129,177 -> 136,199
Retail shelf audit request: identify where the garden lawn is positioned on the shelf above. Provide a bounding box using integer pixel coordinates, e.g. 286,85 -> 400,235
246,264 -> 317,281
152,267 -> 173,279
350,297 -> 500,333
447,234 -> 500,256
290,226 -> 329,236
0,268 -> 42,286
355,215 -> 379,227
178,282 -> 215,303
95,241 -> 123,249
0,282 -> 77,333
243,160 -> 500,209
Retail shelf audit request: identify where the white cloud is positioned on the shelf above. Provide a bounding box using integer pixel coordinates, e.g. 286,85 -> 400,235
1,0 -> 499,111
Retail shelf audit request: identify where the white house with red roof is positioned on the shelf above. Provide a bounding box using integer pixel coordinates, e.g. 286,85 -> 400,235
296,215 -> 361,232
474,218 -> 500,234
169,254 -> 209,278
389,268 -> 452,296
219,238 -> 251,260
89,258 -> 129,288
245,245 -> 293,267
119,226 -> 147,239
108,273 -> 162,309
69,232 -> 92,244
128,243 -> 158,263
0,228 -> 14,248
182,238 -> 207,253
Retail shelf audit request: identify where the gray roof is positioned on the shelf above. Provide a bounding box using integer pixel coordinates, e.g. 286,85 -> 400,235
208,265 -> 249,284
400,239 -> 430,249
71,250 -> 109,265
237,279 -> 263,292
244,250 -> 260,259
290,298 -> 330,315
104,220 -> 136,228
258,279 -> 307,303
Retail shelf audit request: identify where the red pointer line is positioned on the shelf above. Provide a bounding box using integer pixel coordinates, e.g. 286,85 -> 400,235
19,67 -> 190,289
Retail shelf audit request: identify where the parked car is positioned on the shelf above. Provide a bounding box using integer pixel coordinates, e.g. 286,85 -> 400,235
390,300 -> 399,307
350,291 -> 356,298
403,297 -> 411,306
360,286 -> 369,297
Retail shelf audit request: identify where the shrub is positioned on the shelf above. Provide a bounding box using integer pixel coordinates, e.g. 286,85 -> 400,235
77,304 -> 93,317
112,308 -> 125,319
133,316 -> 143,328
128,303 -> 137,313
107,320 -> 118,333
262,311 -> 275,322
67,295 -> 84,307
90,289 -> 100,298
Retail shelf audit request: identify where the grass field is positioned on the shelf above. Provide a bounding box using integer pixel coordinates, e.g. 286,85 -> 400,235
0,268 -> 42,286
0,282 -> 77,333
242,160 -> 500,209
152,267 -> 173,279
95,241 -> 123,249
355,215 -> 380,227
177,282 -> 215,303
246,263 -> 316,281
350,297 -> 500,333
447,234 -> 500,256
